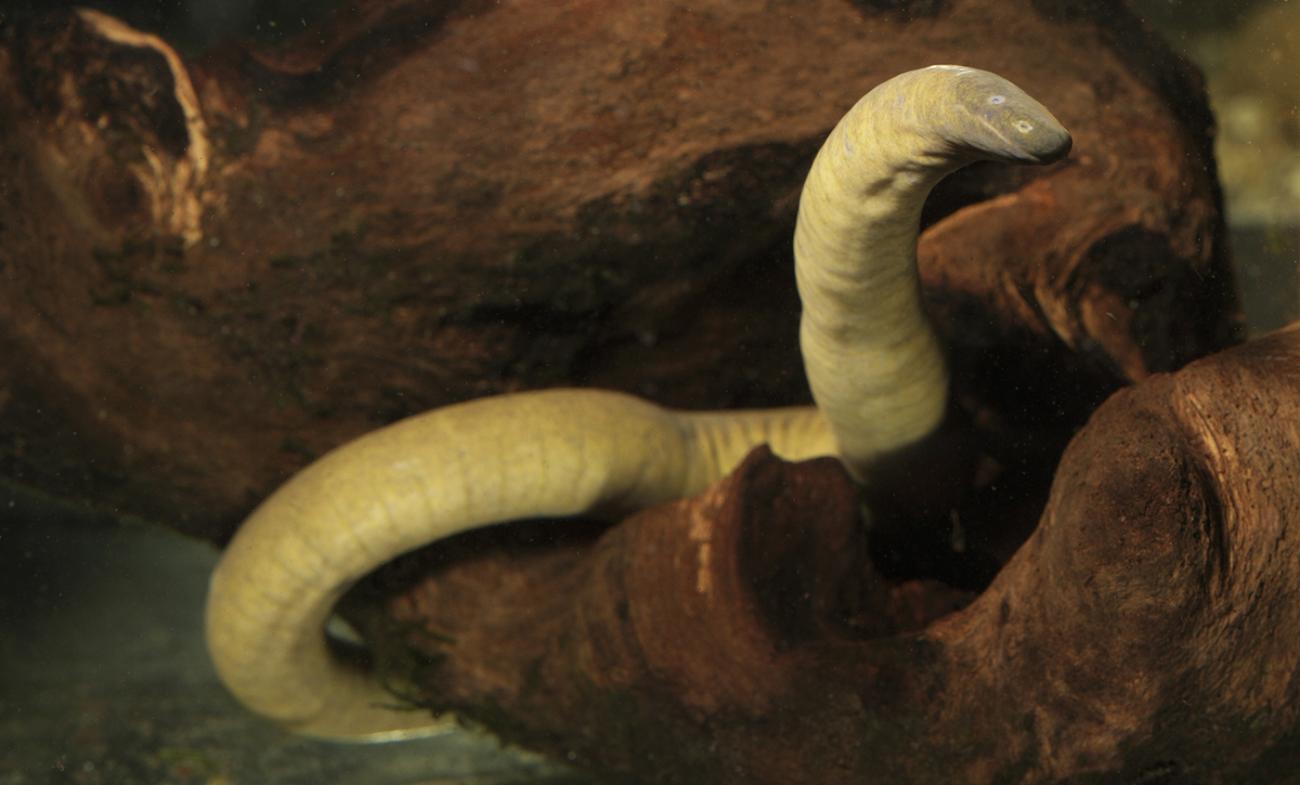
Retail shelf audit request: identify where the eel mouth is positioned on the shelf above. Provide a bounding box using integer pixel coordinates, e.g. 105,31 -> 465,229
1021,127 -> 1073,165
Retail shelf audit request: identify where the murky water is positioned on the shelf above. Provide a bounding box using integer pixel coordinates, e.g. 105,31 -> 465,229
2,0 -> 1297,782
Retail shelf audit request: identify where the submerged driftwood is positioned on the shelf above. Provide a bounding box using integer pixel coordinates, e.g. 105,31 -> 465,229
384,325 -> 1300,784
8,0 -> 1286,779
0,0 -> 1236,541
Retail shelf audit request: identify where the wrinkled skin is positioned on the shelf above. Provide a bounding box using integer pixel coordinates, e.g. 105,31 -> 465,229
204,65 -> 1071,740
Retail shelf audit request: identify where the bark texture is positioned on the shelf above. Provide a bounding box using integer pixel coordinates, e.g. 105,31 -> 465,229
0,0 -> 1238,540
385,324 -> 1300,785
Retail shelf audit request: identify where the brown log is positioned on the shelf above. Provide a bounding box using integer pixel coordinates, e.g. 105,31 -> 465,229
382,324 -> 1300,784
0,0 -> 1238,540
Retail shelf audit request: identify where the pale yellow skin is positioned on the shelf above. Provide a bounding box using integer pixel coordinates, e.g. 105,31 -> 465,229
205,66 -> 1071,740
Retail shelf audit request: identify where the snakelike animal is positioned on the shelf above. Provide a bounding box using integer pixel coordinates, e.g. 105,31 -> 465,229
205,65 -> 1072,740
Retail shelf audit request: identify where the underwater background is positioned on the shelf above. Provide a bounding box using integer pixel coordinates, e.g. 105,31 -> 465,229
1,0 -> 1297,782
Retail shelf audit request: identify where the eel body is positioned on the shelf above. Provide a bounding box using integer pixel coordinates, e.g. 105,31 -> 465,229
205,66 -> 1071,740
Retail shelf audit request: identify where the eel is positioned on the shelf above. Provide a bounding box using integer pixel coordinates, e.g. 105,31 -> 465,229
205,65 -> 1071,740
